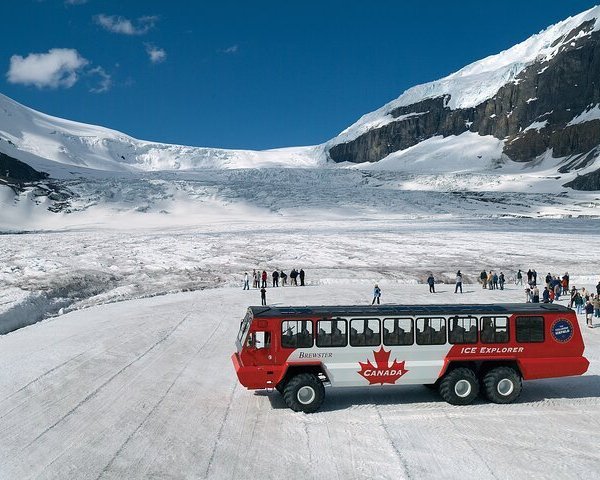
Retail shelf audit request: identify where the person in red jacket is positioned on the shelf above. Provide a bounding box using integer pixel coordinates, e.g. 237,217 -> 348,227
261,270 -> 267,288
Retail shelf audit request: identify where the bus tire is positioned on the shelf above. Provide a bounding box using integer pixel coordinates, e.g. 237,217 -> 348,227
283,373 -> 325,413
482,367 -> 522,404
438,368 -> 479,405
275,381 -> 286,395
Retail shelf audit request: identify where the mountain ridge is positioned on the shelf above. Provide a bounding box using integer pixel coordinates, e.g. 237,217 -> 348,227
1,6 -> 600,191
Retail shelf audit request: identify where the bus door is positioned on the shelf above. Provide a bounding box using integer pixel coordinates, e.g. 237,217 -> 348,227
243,321 -> 275,367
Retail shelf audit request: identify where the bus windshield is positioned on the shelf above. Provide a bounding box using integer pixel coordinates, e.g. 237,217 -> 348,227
236,310 -> 252,348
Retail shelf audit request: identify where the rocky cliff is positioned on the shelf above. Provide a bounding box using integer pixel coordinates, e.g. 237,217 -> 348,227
327,15 -> 600,190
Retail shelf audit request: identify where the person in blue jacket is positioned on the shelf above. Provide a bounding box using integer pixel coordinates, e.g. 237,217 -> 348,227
542,287 -> 550,303
372,284 -> 381,305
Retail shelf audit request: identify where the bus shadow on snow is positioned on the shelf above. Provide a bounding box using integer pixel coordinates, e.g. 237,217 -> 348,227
260,375 -> 600,412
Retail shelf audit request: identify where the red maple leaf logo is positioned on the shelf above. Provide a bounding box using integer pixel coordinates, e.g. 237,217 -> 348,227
358,347 -> 408,385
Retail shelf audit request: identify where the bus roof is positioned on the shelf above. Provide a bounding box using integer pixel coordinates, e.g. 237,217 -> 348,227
248,303 -> 573,318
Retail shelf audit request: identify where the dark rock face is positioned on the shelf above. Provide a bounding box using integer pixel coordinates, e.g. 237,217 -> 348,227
0,151 -> 48,182
563,168 -> 600,190
328,20 -> 600,189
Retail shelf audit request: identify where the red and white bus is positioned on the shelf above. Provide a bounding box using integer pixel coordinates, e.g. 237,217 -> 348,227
231,303 -> 589,412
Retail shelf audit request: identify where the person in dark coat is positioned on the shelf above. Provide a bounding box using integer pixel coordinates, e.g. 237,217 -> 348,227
290,269 -> 298,286
260,287 -> 267,306
280,270 -> 287,286
480,270 -> 487,289
299,269 -> 305,286
272,270 -> 279,287
542,287 -> 550,303
585,300 -> 594,327
596,281 -> 600,296
427,274 -> 435,293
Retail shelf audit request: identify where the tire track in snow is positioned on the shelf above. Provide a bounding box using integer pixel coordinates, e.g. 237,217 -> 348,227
203,381 -> 238,479
375,406 -> 413,480
0,352 -> 86,406
442,410 -> 500,480
0,321 -> 158,426
24,311 -> 193,449
96,310 -> 225,479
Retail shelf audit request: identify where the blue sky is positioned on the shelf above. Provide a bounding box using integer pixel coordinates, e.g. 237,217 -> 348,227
2,0 -> 599,150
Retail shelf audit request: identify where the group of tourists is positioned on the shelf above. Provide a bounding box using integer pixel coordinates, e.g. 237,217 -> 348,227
431,268 -> 600,326
479,270 -> 506,290
567,282 -> 600,328
242,268 -> 306,305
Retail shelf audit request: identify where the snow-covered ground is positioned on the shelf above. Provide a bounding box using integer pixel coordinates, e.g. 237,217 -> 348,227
1,282 -> 599,479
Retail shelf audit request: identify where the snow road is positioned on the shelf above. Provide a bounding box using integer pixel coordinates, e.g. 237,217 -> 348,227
1,283 -> 599,479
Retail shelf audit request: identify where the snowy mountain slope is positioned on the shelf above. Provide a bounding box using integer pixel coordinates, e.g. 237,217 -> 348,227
2,7 -> 600,231
329,5 -> 600,145
326,5 -> 600,191
0,93 -> 322,177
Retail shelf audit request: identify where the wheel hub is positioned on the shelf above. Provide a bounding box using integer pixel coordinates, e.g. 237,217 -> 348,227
297,386 -> 316,405
497,378 -> 514,396
454,379 -> 472,398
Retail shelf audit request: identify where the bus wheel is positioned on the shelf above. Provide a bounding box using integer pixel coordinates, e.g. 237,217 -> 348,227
482,367 -> 522,404
439,368 -> 479,405
275,381 -> 285,395
283,373 -> 325,413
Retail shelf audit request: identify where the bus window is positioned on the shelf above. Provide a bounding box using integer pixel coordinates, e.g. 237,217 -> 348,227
516,316 -> 544,343
316,318 -> 347,347
448,316 -> 477,344
416,317 -> 446,345
246,331 -> 271,349
281,320 -> 313,348
383,318 -> 413,346
350,318 -> 381,347
480,316 -> 509,343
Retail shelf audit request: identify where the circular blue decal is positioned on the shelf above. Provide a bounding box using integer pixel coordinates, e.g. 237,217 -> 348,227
552,319 -> 573,343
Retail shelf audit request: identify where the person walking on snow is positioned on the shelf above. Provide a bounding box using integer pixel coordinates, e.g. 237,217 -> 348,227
499,272 -> 505,290
532,286 -> 540,303
261,270 -> 267,288
516,269 -> 523,285
243,272 -> 249,290
252,269 -> 258,289
480,270 -> 487,289
585,300 -> 594,327
260,286 -> 267,306
574,292 -> 584,314
272,270 -> 279,287
299,269 -> 305,286
592,294 -> 600,319
454,271 -> 463,293
372,284 -> 381,304
427,274 -> 435,293
543,287 -> 550,303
